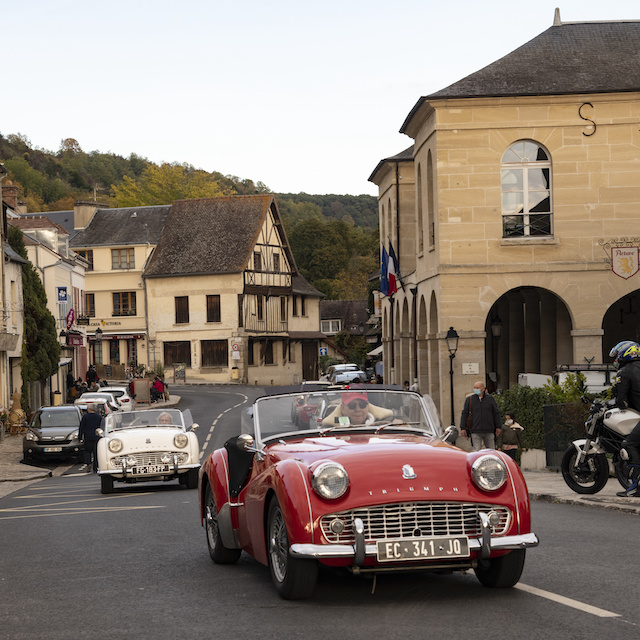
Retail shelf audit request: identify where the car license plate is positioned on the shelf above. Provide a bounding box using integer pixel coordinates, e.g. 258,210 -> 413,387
376,536 -> 470,562
43,447 -> 63,453
131,465 -> 170,475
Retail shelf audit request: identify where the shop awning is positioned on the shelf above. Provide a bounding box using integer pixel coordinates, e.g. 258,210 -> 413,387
367,345 -> 383,357
59,357 -> 72,367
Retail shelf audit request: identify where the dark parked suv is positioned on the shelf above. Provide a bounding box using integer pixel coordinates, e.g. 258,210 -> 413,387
23,405 -> 83,462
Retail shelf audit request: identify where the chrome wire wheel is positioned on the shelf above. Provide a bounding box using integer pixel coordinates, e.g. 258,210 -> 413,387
267,497 -> 318,599
269,503 -> 288,583
205,485 -> 241,564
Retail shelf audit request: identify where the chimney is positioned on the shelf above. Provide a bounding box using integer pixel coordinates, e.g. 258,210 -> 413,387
2,183 -> 18,210
74,200 -> 109,230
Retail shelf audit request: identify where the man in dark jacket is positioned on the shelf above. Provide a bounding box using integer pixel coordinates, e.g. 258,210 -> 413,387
78,404 -> 103,472
460,381 -> 502,451
611,341 -> 640,497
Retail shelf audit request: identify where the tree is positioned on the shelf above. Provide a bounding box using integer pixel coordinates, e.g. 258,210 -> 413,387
7,226 -> 61,409
111,163 -> 233,206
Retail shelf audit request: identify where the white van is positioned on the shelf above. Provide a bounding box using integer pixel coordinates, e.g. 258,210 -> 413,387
552,364 -> 616,393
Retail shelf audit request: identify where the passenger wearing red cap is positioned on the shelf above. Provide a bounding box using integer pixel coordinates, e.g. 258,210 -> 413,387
322,390 -> 393,427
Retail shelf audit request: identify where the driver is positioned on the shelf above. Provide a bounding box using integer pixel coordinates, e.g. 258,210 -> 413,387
322,391 -> 392,427
158,412 -> 173,425
610,340 -> 640,497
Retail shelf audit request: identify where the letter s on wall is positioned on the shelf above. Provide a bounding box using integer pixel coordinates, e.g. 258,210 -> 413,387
579,102 -> 596,137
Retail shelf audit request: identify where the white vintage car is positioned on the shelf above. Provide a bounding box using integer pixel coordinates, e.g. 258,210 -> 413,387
96,408 -> 200,494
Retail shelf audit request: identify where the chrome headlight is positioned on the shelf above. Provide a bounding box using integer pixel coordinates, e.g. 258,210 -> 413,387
174,433 -> 188,449
471,455 -> 507,491
311,462 -> 349,499
26,430 -> 38,441
108,438 -> 123,453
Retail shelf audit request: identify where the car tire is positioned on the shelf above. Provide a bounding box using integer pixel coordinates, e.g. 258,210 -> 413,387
100,475 -> 114,494
205,485 -> 241,564
267,496 -> 318,600
474,549 -> 526,588
185,468 -> 198,490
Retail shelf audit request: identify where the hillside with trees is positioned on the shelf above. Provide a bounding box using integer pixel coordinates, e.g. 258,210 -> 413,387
0,132 -> 380,298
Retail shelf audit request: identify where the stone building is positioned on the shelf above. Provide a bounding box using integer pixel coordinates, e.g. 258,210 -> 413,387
370,12 -> 640,425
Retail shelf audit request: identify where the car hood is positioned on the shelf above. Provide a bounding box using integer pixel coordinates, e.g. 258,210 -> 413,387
28,426 -> 79,440
267,434 -> 512,504
106,427 -> 183,450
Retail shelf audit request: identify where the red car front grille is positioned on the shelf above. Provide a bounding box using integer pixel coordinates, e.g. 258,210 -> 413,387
320,502 -> 511,543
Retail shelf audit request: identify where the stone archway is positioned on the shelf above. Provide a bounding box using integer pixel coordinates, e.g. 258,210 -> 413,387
485,287 -> 573,390
602,290 -> 640,360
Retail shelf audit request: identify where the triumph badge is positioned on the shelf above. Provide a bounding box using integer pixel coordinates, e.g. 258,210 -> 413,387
402,464 -> 417,479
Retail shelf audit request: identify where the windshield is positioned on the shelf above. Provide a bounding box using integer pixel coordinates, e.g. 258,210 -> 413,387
254,389 -> 440,443
32,409 -> 80,428
104,409 -> 190,433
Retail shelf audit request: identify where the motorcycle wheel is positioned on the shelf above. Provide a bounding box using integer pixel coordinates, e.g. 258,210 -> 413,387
614,458 -> 632,490
560,446 -> 609,494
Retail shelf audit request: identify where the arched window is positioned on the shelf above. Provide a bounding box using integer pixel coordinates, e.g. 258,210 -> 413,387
501,141 -> 552,238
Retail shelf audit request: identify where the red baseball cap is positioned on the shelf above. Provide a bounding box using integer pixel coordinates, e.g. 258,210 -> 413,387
342,390 -> 368,404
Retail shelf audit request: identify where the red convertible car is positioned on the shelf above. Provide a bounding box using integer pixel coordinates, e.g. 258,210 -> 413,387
198,387 -> 538,599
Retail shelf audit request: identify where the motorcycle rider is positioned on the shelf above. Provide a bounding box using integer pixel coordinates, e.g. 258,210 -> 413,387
610,340 -> 640,497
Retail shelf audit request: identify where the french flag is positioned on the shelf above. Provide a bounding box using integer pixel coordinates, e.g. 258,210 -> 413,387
388,242 -> 398,295
380,244 -> 398,297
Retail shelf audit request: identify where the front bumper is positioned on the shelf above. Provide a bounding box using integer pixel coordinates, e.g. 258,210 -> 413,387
290,512 -> 539,565
23,443 -> 83,459
97,462 -> 200,478
291,532 -> 539,560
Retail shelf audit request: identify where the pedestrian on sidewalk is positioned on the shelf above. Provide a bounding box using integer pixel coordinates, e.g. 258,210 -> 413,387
78,404 -> 103,472
498,411 -> 526,464
459,381 -> 502,450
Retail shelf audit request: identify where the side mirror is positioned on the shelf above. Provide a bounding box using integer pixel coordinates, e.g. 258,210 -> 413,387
190,423 -> 200,432
236,433 -> 264,460
95,428 -> 104,437
442,425 -> 458,444
237,433 -> 255,451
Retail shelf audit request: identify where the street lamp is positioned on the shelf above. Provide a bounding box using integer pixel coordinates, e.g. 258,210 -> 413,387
445,327 -> 459,426
94,327 -> 103,341
490,315 -> 502,385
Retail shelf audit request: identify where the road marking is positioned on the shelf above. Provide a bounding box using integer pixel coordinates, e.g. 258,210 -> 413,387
199,394 -> 249,460
516,583 -> 620,618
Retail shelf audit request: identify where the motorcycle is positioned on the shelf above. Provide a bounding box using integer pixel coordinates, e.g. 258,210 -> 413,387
561,396 -> 640,494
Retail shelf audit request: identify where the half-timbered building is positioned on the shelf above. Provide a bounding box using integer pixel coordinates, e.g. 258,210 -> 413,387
143,195 -> 324,384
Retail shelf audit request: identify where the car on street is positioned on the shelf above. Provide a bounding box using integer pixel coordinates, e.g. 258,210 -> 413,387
322,364 -> 359,382
100,386 -> 134,409
96,408 -> 200,494
330,369 -> 367,384
74,392 -> 119,413
23,405 -> 83,462
290,381 -> 334,426
198,387 -> 539,599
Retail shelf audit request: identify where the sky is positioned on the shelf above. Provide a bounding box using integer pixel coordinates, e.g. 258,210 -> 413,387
4,1 -> 639,196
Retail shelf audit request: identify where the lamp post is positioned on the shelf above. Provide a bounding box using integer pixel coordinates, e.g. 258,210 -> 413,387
445,327 -> 459,426
490,315 -> 502,387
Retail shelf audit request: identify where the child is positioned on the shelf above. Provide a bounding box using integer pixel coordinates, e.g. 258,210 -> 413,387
498,411 -> 526,463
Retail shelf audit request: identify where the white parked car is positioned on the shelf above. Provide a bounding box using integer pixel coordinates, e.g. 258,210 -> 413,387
75,392 -> 120,413
96,408 -> 200,494
100,386 -> 134,409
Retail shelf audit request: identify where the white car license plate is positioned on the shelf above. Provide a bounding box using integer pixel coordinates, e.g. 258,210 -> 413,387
376,536 -> 470,562
132,465 -> 170,475
43,447 -> 63,453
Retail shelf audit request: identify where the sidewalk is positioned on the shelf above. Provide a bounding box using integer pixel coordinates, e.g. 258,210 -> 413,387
2,411 -> 640,514
0,395 -> 181,498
